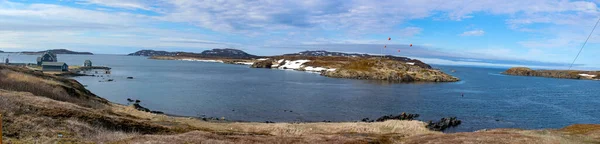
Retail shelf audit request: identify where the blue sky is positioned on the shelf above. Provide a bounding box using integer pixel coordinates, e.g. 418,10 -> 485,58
1,0 -> 600,69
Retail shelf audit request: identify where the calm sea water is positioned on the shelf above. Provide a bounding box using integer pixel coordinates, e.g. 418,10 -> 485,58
3,53 -> 600,132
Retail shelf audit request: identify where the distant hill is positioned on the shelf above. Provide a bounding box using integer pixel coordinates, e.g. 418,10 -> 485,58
0,50 -> 3,53
19,49 -> 93,55
128,50 -> 178,56
281,50 -> 431,69
197,48 -> 257,59
130,49 -> 259,59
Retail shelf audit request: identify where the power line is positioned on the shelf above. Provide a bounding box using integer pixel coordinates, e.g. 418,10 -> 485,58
568,16 -> 600,70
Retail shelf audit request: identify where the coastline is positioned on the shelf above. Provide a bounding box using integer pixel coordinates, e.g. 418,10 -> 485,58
503,67 -> 599,80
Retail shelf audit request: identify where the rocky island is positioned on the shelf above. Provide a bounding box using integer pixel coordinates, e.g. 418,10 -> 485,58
137,49 -> 459,82
503,67 -> 599,80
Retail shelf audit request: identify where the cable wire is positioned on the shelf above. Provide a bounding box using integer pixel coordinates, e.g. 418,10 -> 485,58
569,17 -> 600,70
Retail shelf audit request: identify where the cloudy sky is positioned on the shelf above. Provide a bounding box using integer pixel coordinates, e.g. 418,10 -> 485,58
1,0 -> 599,69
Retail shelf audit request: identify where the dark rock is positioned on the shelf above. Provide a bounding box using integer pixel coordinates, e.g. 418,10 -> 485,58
133,103 -> 150,112
375,112 -> 420,122
127,77 -> 133,79
426,117 -> 462,131
251,59 -> 275,68
150,111 -> 164,114
126,98 -> 134,103
361,118 -> 373,122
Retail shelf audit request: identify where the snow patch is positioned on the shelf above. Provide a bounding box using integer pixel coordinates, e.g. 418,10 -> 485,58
278,60 -> 310,70
579,74 -> 597,77
304,66 -> 327,72
257,58 -> 268,61
406,62 -> 415,65
236,62 -> 254,65
180,59 -> 223,63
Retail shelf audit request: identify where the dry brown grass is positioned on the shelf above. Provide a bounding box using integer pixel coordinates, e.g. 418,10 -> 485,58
400,129 -> 600,144
341,59 -> 378,71
0,90 -> 179,143
0,65 -> 107,108
303,60 -> 347,68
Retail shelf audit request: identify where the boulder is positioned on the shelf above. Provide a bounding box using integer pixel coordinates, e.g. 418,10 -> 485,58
251,59 -> 275,68
426,117 -> 462,131
375,112 -> 420,122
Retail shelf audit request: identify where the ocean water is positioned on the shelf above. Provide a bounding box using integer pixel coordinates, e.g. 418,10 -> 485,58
3,53 -> 600,132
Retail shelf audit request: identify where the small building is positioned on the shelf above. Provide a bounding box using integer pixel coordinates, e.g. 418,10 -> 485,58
37,51 -> 57,66
84,60 -> 92,67
42,62 -> 68,72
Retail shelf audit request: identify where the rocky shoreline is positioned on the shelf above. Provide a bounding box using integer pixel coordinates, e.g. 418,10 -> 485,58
503,67 -> 599,80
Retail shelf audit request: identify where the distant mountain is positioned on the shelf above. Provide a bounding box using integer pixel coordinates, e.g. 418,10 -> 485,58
19,49 -> 93,55
198,48 -> 257,59
130,48 -> 259,59
282,50 -> 431,69
0,50 -> 3,53
128,50 -> 178,56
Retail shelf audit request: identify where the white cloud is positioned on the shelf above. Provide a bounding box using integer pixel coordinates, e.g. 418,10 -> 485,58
0,0 -> 599,67
459,30 -> 485,36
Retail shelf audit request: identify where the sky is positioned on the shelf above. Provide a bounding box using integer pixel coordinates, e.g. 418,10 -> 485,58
1,0 -> 600,69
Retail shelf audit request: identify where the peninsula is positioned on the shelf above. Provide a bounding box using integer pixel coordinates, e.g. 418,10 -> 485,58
503,67 -> 599,80
135,49 -> 459,82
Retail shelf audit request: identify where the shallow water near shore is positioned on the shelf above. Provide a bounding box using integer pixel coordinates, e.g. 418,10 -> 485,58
4,53 -> 600,133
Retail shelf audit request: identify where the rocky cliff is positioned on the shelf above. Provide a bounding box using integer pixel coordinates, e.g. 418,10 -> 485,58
503,67 -> 600,80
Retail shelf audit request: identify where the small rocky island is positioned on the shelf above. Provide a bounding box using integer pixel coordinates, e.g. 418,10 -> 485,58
133,49 -> 459,82
503,67 -> 599,80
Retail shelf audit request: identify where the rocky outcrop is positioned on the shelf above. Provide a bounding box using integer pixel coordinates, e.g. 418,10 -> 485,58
251,59 -> 275,68
322,58 -> 459,82
426,117 -> 462,131
362,113 -> 420,122
503,67 -> 600,80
